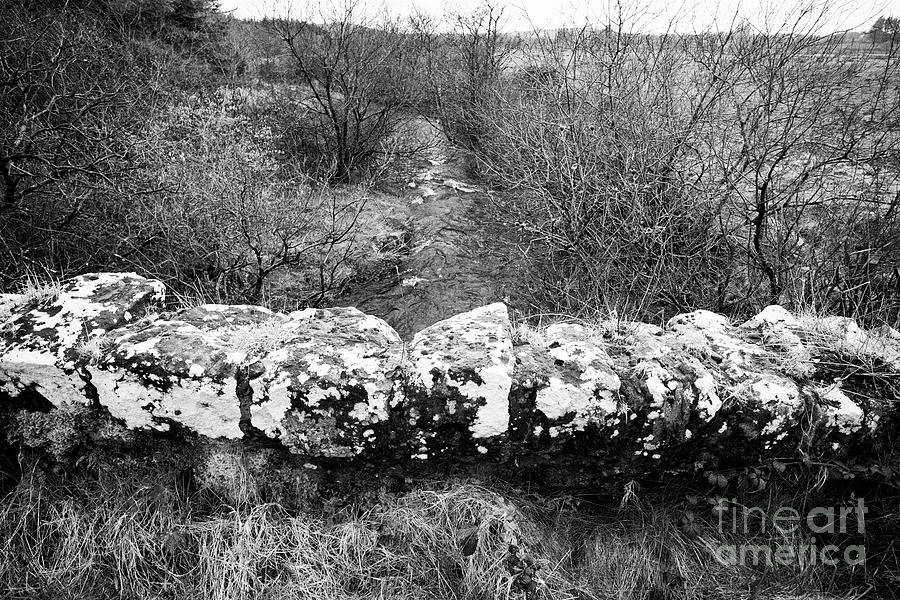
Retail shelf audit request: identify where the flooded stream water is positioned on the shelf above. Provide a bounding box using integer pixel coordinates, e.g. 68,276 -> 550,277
337,143 -> 521,339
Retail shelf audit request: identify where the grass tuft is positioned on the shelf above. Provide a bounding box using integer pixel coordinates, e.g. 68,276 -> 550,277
18,272 -> 62,307
229,318 -> 296,360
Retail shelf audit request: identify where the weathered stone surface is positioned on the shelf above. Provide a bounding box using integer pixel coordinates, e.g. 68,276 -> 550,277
1,273 -> 897,481
0,273 -> 164,407
0,294 -> 24,322
90,304 -> 278,438
85,303 -> 404,454
247,306 -> 403,457
404,303 -> 514,458
740,304 -> 799,330
508,304 -> 885,470
513,323 -> 621,441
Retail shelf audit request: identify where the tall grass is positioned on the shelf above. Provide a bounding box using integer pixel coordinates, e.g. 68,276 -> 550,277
0,461 -> 880,600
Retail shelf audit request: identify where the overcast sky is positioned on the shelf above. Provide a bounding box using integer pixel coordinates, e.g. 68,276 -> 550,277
219,0 -> 895,33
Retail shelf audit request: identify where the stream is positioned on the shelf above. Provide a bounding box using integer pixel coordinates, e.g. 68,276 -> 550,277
337,139 -> 521,339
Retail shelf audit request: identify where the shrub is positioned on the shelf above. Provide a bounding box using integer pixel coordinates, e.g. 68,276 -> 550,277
463,24 -> 733,320
129,92 -> 401,307
0,2 -> 144,287
415,4 -> 514,151
268,2 -> 428,183
0,0 -> 246,291
441,4 -> 900,324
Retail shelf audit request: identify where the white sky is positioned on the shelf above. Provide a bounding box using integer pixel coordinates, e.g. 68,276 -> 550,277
220,0 -> 897,33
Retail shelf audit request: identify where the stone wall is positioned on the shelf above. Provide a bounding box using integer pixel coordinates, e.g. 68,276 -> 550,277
1,273 -> 898,483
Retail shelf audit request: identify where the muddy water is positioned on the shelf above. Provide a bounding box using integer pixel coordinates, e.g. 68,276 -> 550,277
337,148 -> 521,340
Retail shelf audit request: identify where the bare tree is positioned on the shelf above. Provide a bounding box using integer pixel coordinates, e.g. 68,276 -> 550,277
270,2 -> 425,183
708,5 -> 900,312
415,3 -> 515,150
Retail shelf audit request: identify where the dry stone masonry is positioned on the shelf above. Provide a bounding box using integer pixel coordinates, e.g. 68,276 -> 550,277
1,273 -> 898,480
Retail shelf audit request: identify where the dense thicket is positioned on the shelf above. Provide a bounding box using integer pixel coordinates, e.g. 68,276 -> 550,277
0,0 -> 397,308
416,7 -> 900,324
0,0 -> 240,290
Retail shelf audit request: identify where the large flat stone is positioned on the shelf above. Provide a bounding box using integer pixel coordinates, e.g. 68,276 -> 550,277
0,273 -> 165,406
404,303 -> 514,458
248,307 -> 404,457
90,304 -> 279,438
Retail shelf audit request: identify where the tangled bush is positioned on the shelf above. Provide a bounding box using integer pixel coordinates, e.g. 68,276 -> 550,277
131,92 -> 403,307
430,6 -> 900,325
268,6 -> 428,183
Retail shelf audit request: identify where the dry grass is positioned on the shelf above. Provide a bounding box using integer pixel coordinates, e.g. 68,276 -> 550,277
0,461 -> 879,600
17,272 -> 62,308
73,333 -> 112,364
787,311 -> 900,395
229,318 -> 296,360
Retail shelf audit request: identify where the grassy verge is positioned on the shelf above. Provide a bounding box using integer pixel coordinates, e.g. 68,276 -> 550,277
0,460 -> 893,600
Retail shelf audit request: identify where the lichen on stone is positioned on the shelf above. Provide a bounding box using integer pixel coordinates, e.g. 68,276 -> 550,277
405,303 -> 514,452
2,275 -> 898,477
